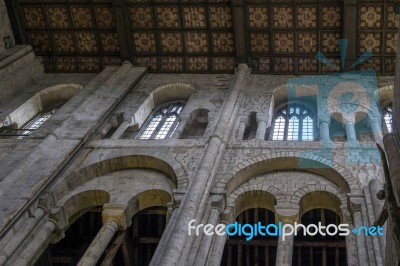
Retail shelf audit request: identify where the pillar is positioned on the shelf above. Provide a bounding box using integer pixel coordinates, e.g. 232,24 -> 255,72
14,219 -> 56,266
193,207 -> 221,266
343,115 -> 357,142
0,207 -> 46,264
319,115 -> 331,141
256,113 -> 268,140
369,117 -> 383,142
369,180 -> 386,257
77,219 -> 119,266
274,207 -> 299,266
172,114 -> 190,139
237,117 -> 247,140
151,64 -> 250,265
110,120 -> 130,139
349,197 -> 369,266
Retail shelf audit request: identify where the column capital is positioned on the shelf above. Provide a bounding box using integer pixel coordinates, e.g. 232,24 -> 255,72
342,114 -> 356,124
102,204 -> 130,230
274,206 -> 300,224
348,195 -> 364,213
256,112 -> 269,123
210,194 -> 226,213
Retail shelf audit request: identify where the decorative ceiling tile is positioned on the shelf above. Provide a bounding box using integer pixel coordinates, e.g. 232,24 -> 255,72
212,57 -> 234,72
321,6 -> 341,28
156,7 -> 180,28
384,58 -> 396,73
79,57 -> 100,72
321,58 -> 340,73
248,7 -> 268,28
272,6 -> 293,28
212,32 -> 234,53
321,32 -> 341,53
297,32 -> 317,53
384,32 -> 397,54
186,57 -> 209,71
161,57 -> 183,72
273,57 -> 293,73
298,57 -> 317,73
273,33 -> 294,53
360,6 -> 382,29
133,32 -> 156,53
296,7 -> 317,28
136,57 -> 158,71
47,6 -> 70,28
76,32 -> 98,53
22,7 -> 46,28
130,6 -> 153,28
160,32 -> 183,53
53,32 -> 75,53
185,32 -> 208,53
29,32 -> 51,52
359,32 -> 381,53
386,6 -> 400,28
183,7 -> 206,28
71,7 -> 94,28
359,57 -> 381,72
100,32 -> 119,52
251,57 -> 270,73
250,33 -> 269,54
95,7 -> 115,28
210,7 -> 232,28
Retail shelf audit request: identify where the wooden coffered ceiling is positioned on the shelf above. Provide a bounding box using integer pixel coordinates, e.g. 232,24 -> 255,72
6,0 -> 400,74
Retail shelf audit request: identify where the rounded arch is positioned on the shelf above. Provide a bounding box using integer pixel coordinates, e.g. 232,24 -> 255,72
151,83 -> 195,107
374,84 -> 393,110
133,83 -> 195,129
125,189 -> 172,219
59,190 -> 110,228
228,190 -> 277,219
50,155 -> 182,204
299,191 -> 343,220
2,84 -> 82,128
272,83 -> 318,111
224,152 -> 361,195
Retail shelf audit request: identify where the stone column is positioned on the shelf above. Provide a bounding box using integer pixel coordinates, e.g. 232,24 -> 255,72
237,116 -> 247,140
0,207 -> 46,264
110,120 -> 130,139
256,113 -> 269,140
349,197 -> 368,265
319,115 -> 331,141
369,180 -> 386,256
193,207 -> 221,266
275,207 -> 299,266
77,219 -> 119,266
344,115 -> 357,142
369,117 -> 383,142
151,64 -> 250,265
172,114 -> 190,139
14,219 -> 57,266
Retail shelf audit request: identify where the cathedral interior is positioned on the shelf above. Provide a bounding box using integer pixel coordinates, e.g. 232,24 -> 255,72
0,0 -> 400,265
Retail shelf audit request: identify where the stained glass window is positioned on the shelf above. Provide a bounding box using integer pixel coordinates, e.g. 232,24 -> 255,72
271,104 -> 315,141
136,102 -> 184,140
383,106 -> 393,133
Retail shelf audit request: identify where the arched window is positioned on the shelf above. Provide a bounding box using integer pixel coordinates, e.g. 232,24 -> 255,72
271,103 -> 315,141
136,102 -> 185,140
0,108 -> 57,138
383,106 -> 393,133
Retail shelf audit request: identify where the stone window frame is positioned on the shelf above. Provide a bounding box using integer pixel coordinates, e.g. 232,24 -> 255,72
136,101 -> 185,140
269,102 -> 316,141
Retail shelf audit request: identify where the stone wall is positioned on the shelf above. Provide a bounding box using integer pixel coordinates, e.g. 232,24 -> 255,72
0,59 -> 393,265
0,0 -> 14,52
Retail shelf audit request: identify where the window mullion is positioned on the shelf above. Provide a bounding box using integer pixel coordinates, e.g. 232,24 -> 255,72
151,113 -> 168,139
